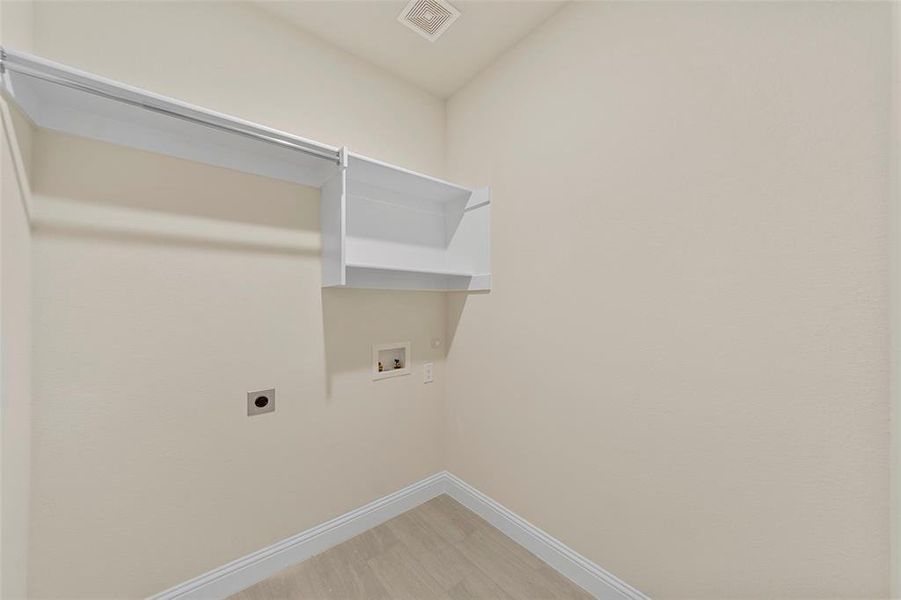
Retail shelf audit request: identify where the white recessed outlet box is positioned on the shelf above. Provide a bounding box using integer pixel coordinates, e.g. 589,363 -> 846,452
373,342 -> 411,381
423,362 -> 434,384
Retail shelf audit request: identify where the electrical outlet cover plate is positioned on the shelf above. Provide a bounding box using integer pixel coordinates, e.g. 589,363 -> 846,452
247,389 -> 275,416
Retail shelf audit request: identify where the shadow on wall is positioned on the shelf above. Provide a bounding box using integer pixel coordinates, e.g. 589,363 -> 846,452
320,267 -> 490,396
31,129 -> 323,258
26,127 -> 457,600
446,291 -> 474,351
319,263 -> 489,398
32,129 -> 318,229
321,288 -> 451,399
30,127 -> 458,404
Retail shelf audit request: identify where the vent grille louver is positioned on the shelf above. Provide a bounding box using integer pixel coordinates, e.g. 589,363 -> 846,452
397,0 -> 460,42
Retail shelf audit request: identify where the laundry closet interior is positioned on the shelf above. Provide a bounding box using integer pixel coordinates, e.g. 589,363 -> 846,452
0,2 -> 894,599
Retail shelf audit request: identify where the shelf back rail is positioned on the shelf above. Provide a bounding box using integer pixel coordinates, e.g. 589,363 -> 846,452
0,47 -> 342,165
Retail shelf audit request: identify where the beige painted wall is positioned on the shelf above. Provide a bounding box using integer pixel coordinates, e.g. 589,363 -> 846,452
0,0 -> 33,53
6,0 -> 895,597
23,2 -> 448,597
445,2 -> 891,598
31,0 -> 444,176
1,1 -> 35,598
892,5 -> 901,595
1,106 -> 34,600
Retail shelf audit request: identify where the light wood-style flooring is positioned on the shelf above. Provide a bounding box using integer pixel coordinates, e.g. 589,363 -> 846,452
230,494 -> 593,599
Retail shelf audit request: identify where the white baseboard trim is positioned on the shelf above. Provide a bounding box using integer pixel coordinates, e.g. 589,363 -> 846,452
443,472 -> 649,600
150,472 -> 447,600
149,471 -> 648,600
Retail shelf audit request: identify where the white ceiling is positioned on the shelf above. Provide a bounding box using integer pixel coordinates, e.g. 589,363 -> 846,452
254,1 -> 566,98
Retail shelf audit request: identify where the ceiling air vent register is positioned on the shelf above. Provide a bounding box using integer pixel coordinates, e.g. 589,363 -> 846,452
398,0 -> 460,42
